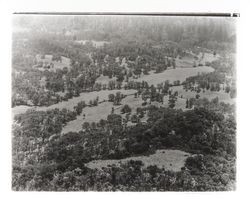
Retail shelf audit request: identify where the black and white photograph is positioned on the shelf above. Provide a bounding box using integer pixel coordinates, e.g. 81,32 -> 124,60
11,14 -> 237,192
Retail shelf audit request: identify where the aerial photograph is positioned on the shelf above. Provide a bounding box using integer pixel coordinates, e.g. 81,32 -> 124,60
12,15 -> 236,191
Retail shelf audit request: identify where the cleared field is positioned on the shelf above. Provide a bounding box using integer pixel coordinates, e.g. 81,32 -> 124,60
175,57 -> 193,68
39,89 -> 136,111
167,52 -> 219,68
12,89 -> 137,118
134,66 -> 214,86
75,40 -> 110,48
61,101 -> 114,134
95,75 -> 117,85
86,149 -> 191,172
12,105 -> 34,121
197,52 -> 219,65
61,94 -> 146,134
35,54 -> 71,71
117,95 -> 144,114
171,86 -> 234,104
61,94 -> 141,134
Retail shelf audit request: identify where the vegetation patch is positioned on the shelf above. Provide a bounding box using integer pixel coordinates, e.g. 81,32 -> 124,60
135,66 -> 214,86
86,149 -> 191,172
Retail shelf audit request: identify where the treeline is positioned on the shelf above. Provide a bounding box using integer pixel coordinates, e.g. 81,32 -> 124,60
14,16 -> 235,50
183,58 -> 236,99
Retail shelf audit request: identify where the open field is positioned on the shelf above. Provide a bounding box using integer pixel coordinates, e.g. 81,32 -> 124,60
117,95 -> 144,114
95,75 -> 117,85
35,54 -> 71,71
61,101 -> 114,134
12,89 -> 137,118
38,89 -> 136,111
75,40 -> 110,48
86,149 -> 191,172
197,52 -> 220,65
60,94 -> 181,134
134,66 -> 214,86
171,85 -> 234,104
168,52 -> 219,68
61,94 -> 142,134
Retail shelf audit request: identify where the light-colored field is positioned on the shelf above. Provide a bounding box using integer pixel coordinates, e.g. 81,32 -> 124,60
197,52 -> 220,65
12,89 -> 137,118
61,93 -> 187,134
172,86 -> 234,104
75,40 -> 110,48
61,101 -> 114,134
95,75 -> 117,85
39,89 -> 136,112
12,105 -> 35,121
167,52 -> 219,68
118,95 -> 144,115
134,66 -> 214,86
175,57 -> 194,68
86,149 -> 191,172
35,54 -> 71,71
61,93 -> 141,134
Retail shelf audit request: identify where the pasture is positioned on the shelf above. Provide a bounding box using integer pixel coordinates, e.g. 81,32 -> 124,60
35,54 -> 71,71
86,149 -> 191,172
12,89 -> 137,118
75,40 -> 110,48
135,66 -> 214,86
171,85 -> 234,104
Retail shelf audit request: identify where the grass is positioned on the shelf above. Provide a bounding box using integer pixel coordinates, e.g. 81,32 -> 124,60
134,66 -> 214,86
12,89 -> 137,118
61,93 -> 141,134
95,75 -> 117,85
61,101 -> 114,134
75,40 -> 110,48
167,52 -> 219,68
86,149 -> 191,172
197,52 -> 219,65
39,89 -> 136,111
171,85 -> 234,104
35,54 -> 71,71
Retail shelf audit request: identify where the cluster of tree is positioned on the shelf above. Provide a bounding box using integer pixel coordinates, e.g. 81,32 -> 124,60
12,102 -> 236,190
121,104 -> 132,114
108,92 -> 125,105
184,72 -> 225,92
16,16 -> 235,51
13,93 -> 236,191
12,156 -> 235,191
12,16 -> 236,191
183,56 -> 236,99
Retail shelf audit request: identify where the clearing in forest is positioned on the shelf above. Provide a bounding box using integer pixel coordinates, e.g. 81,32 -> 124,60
35,54 -> 71,71
135,66 -> 214,86
86,149 -> 191,172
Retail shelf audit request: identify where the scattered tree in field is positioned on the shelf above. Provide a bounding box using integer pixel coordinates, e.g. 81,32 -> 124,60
168,94 -> 177,108
195,94 -> 200,99
114,92 -> 122,105
172,58 -> 176,69
82,122 -> 90,131
108,93 -> 115,102
193,61 -> 197,68
131,114 -> 139,123
186,99 -> 189,109
121,104 -> 132,114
